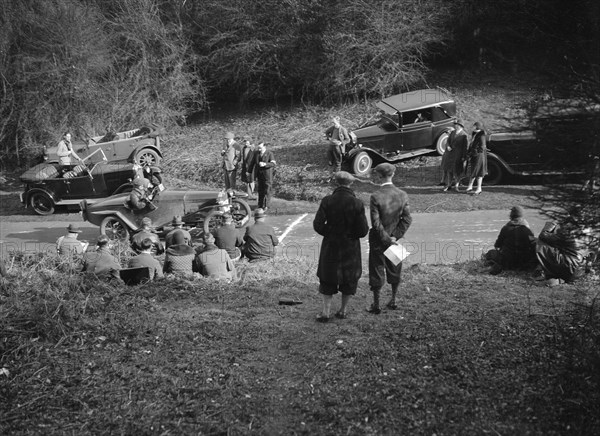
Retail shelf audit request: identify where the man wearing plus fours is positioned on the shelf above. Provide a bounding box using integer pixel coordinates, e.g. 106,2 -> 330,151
367,163 -> 412,314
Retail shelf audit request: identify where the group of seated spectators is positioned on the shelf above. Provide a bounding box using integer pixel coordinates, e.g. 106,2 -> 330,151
485,205 -> 597,287
54,208 -> 279,285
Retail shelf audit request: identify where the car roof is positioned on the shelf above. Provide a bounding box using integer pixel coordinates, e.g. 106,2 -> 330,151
375,89 -> 453,114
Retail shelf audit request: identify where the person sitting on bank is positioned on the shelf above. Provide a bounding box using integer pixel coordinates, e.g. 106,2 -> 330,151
128,238 -> 164,281
484,206 -> 536,275
214,213 -> 244,261
165,216 -> 192,248
195,233 -> 237,280
56,224 -> 89,257
82,235 -> 122,282
131,217 -> 164,254
242,208 -> 279,262
535,220 -> 593,286
163,230 -> 197,277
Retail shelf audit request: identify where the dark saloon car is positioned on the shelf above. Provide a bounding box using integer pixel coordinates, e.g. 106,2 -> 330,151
485,100 -> 600,184
20,159 -> 140,215
345,89 -> 457,175
80,189 -> 252,241
44,125 -> 163,166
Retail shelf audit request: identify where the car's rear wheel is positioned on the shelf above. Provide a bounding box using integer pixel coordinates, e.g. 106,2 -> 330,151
136,148 -> 160,166
29,192 -> 55,215
484,158 -> 504,185
352,151 -> 373,176
100,216 -> 130,241
203,210 -> 226,235
435,132 -> 449,155
231,199 -> 252,227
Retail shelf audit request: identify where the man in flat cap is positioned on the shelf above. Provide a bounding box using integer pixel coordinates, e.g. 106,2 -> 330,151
367,163 -> 412,314
131,217 -> 164,255
247,142 -> 276,210
82,235 -> 122,282
313,171 -> 369,322
222,131 -> 240,191
242,208 -> 279,262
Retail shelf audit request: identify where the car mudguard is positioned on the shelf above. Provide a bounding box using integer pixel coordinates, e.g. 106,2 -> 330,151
130,145 -> 163,160
486,152 -> 515,175
24,188 -> 58,206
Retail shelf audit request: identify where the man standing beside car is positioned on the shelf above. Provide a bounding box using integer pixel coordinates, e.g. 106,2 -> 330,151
441,119 -> 468,192
222,132 -> 239,191
325,116 -> 350,178
56,132 -> 81,166
248,142 -> 276,210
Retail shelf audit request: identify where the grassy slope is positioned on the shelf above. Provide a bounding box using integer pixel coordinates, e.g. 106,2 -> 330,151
1,254 -> 599,435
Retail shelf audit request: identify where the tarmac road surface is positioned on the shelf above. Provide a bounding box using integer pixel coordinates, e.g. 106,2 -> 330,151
1,209 -> 548,265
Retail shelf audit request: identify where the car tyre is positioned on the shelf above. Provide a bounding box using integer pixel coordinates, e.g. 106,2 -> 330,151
484,158 -> 504,185
435,132 -> 449,155
136,148 -> 161,166
352,151 -> 373,176
29,191 -> 55,215
100,216 -> 130,241
203,210 -> 226,235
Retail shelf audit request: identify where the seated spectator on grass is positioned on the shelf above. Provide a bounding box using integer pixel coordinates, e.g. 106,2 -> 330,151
195,233 -> 237,280
163,230 -> 196,277
242,208 -> 279,262
82,235 -> 122,282
535,220 -> 593,286
127,238 -> 164,280
56,224 -> 89,257
484,206 -> 536,275
131,217 -> 164,255
165,216 -> 192,248
214,213 -> 243,261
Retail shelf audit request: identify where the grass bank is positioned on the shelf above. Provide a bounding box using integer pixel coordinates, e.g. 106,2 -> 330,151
1,252 -> 599,435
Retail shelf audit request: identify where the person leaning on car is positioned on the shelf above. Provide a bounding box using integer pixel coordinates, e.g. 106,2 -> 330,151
128,178 -> 151,210
324,116 -> 350,176
56,132 -> 81,166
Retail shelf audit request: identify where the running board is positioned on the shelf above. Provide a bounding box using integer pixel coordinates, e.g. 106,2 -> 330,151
516,170 -> 585,176
385,148 -> 435,161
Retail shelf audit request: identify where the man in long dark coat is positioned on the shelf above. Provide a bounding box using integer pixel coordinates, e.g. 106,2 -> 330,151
441,119 -> 468,191
367,163 -> 412,314
247,142 -> 276,210
313,171 -> 369,322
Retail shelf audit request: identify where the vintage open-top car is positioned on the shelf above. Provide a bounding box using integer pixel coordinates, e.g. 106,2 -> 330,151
44,125 -> 163,166
80,189 -> 252,241
20,149 -> 146,215
345,89 -> 457,175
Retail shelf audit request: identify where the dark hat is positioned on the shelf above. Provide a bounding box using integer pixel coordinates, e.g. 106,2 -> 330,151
334,171 -> 355,186
96,235 -> 110,246
473,121 -> 484,130
225,132 -> 235,140
454,118 -> 464,128
172,215 -> 184,226
66,224 -> 81,233
172,229 -> 185,245
254,208 -> 266,218
141,217 -> 152,227
374,163 -> 396,177
510,206 -> 524,219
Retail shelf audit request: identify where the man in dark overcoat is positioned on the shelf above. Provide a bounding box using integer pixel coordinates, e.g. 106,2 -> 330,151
313,171 -> 369,322
247,142 -> 276,210
368,163 -> 412,314
441,119 -> 468,191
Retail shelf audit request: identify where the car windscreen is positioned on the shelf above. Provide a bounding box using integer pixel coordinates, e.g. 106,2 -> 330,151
377,116 -> 398,132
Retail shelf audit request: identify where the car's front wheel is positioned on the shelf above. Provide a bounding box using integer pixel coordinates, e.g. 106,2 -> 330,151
136,148 -> 161,166
100,216 -> 130,241
352,152 -> 373,176
484,158 -> 504,185
435,132 -> 449,155
29,191 -> 55,215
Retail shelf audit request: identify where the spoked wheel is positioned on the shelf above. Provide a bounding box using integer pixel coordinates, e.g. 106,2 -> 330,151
135,148 -> 160,166
230,199 -> 252,228
203,210 -> 226,235
29,192 -> 55,215
100,216 -> 130,241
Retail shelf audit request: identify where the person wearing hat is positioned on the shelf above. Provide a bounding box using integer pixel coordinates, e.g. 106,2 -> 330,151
247,142 -> 276,210
313,171 -> 369,322
131,217 -> 164,255
242,208 -> 279,262
367,163 -> 412,314
465,121 -> 488,195
82,235 -> 122,282
128,177 -> 151,211
484,206 -> 536,275
441,119 -> 469,192
324,116 -> 350,177
195,233 -> 237,280
222,131 -> 240,191
128,237 -> 164,281
240,137 -> 257,199
56,132 -> 82,166
214,213 -> 244,261
163,230 -> 197,277
165,216 -> 192,248
56,223 -> 89,257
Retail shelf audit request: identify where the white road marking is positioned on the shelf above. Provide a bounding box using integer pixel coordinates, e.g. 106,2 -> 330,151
279,213 -> 308,243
